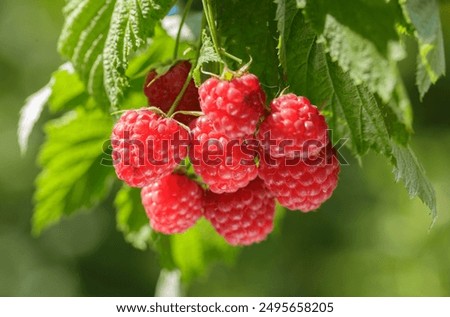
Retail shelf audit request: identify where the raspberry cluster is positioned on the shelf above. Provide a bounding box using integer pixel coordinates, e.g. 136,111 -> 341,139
110,61 -> 340,246
257,94 -> 340,212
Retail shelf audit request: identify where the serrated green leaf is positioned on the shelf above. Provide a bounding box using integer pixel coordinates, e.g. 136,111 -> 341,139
383,80 -> 413,145
391,143 -> 437,223
33,108 -> 114,235
114,185 -> 152,250
171,219 -> 238,283
400,0 -> 446,98
304,0 -> 405,102
193,30 -> 222,86
286,12 -> 436,219
274,0 -> 298,73
48,64 -> 88,113
286,13 -> 391,157
216,0 -> 280,99
58,0 -> 176,108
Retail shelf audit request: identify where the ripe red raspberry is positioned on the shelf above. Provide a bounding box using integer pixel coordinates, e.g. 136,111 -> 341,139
111,109 -> 190,188
190,116 -> 258,194
141,174 -> 204,234
199,73 -> 266,139
258,145 -> 340,212
144,61 -> 200,125
204,178 -> 275,246
257,94 -> 329,158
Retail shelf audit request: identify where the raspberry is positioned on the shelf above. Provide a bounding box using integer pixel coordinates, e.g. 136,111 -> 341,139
259,145 -> 340,212
204,178 -> 275,246
111,109 -> 190,187
141,174 -> 204,234
199,73 -> 266,139
257,94 -> 329,158
190,116 -> 258,194
144,61 -> 200,125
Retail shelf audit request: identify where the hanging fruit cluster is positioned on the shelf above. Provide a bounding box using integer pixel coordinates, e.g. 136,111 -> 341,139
111,60 -> 340,246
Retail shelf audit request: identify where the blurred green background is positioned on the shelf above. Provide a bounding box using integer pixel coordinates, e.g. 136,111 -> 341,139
0,0 -> 449,296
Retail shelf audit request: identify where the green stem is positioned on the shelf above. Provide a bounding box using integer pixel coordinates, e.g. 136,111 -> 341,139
166,71 -> 193,117
202,0 -> 221,57
220,49 -> 243,64
173,0 -> 194,60
201,0 -> 244,74
166,13 -> 204,117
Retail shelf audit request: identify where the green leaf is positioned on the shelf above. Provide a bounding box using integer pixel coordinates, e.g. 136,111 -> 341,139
58,0 -> 176,108
126,25 -> 179,79
193,30 -> 223,86
274,0 -> 298,73
304,0 -> 405,102
171,219 -> 238,283
391,143 -> 437,223
285,13 -> 436,219
400,0 -> 446,98
18,85 -> 51,155
216,0 -> 280,99
285,13 -> 391,157
48,63 -> 88,113
114,185 -> 152,250
33,108 -> 114,235
383,81 -> 413,145
18,63 -> 91,155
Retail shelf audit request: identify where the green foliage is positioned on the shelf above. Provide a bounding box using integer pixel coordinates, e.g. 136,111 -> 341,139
285,14 -> 391,157
401,0 -> 446,98
304,0 -> 406,103
274,0 -> 298,73
284,11 -> 436,222
215,0 -> 280,98
391,144 -> 437,222
33,108 -> 114,235
126,25 -> 180,80
48,64 -> 88,113
58,0 -> 176,108
193,30 -> 222,85
24,0 -> 446,285
171,219 -> 238,282
115,185 -> 152,250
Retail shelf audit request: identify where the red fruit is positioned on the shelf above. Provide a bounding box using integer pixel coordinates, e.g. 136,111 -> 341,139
258,145 -> 340,212
144,61 -> 200,125
190,116 -> 258,194
204,178 -> 275,246
257,94 -> 329,158
111,109 -> 190,188
141,174 -> 204,234
199,73 -> 266,139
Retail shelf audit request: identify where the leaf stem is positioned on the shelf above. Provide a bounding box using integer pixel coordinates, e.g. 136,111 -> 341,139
173,0 -> 194,60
